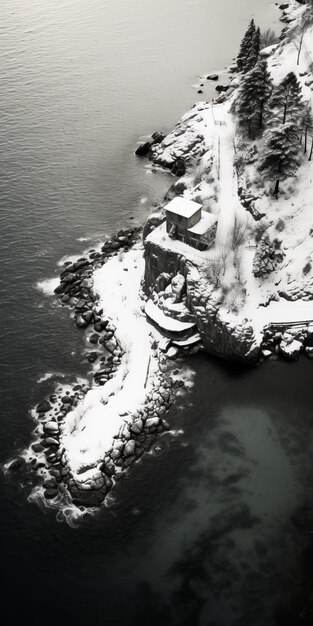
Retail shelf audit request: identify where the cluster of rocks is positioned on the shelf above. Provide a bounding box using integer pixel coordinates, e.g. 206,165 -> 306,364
148,103 -> 208,173
262,323 -> 313,361
8,225 -> 185,508
278,278 -> 313,302
54,227 -> 140,331
186,269 -> 259,362
144,232 -> 260,362
253,235 -> 285,278
8,383 -> 88,499
236,168 -> 266,222
26,349 -> 179,507
134,131 -> 165,157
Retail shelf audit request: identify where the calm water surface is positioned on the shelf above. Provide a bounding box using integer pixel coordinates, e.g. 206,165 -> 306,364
2,1 -> 312,625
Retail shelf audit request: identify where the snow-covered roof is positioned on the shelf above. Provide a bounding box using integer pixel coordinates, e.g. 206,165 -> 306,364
145,299 -> 196,333
165,196 -> 202,219
188,211 -> 217,235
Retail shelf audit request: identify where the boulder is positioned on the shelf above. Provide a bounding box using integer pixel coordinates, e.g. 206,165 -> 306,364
207,73 -> 218,80
130,419 -> 144,435
124,440 -> 136,457
43,421 -> 59,434
87,351 -> 98,363
54,283 -> 65,295
42,437 -> 59,447
89,333 -> 100,344
171,158 -> 186,177
8,456 -> 26,473
171,273 -> 185,303
280,339 -> 303,361
104,339 -> 117,354
151,131 -> 165,144
62,272 -> 76,284
145,417 -> 160,430
44,488 -> 58,500
73,258 -> 89,271
215,84 -> 229,93
61,395 -> 72,405
135,141 -> 151,156
75,315 -> 87,329
37,400 -> 51,414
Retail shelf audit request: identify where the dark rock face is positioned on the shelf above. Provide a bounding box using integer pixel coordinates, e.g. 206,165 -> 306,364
144,237 -> 260,363
8,456 -> 26,473
135,131 -> 165,157
37,400 -> 51,413
135,141 -> 151,156
215,84 -> 229,93
171,158 -> 186,177
142,213 -> 165,241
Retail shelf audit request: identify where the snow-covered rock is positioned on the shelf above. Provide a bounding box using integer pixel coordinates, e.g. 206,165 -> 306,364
279,338 -> 303,360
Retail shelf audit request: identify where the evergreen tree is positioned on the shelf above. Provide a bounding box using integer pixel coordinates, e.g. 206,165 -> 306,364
258,122 -> 302,195
237,19 -> 255,71
244,27 -> 261,72
300,102 -> 313,153
268,72 -> 305,126
235,59 -> 273,135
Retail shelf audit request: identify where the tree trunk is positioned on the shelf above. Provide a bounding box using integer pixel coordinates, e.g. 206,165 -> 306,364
309,137 -> 313,162
305,126 -> 308,154
273,179 -> 280,196
297,31 -> 304,66
259,100 -> 264,129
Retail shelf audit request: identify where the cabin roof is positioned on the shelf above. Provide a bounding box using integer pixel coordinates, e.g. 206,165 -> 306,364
187,211 -> 217,235
165,197 -> 202,219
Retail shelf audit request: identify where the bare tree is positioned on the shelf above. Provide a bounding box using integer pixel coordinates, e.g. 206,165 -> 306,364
232,216 -> 248,249
260,28 -> 278,50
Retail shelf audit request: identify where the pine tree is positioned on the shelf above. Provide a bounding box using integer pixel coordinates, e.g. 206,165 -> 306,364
237,19 -> 255,71
258,122 -> 302,195
235,59 -> 273,135
300,103 -> 313,154
244,27 -> 261,72
268,72 -> 305,126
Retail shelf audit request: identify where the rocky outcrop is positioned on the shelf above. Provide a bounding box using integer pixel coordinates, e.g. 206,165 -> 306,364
149,102 -> 209,172
186,271 -> 260,362
135,131 -> 165,157
144,236 -> 260,363
262,322 -> 313,362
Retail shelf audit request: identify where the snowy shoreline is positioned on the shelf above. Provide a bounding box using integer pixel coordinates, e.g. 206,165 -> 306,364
6,227 -> 194,519
7,0 -> 313,518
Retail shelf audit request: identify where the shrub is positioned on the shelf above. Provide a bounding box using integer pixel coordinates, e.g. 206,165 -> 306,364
303,261 -> 312,276
275,218 -> 285,232
232,216 -> 247,249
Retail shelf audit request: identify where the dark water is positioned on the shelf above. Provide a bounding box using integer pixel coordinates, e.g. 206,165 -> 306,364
2,1 -> 313,625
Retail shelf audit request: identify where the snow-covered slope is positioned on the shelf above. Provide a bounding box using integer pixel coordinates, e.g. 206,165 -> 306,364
148,0 -> 313,354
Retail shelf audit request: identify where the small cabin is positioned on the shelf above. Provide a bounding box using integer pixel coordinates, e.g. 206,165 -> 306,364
165,197 -> 217,251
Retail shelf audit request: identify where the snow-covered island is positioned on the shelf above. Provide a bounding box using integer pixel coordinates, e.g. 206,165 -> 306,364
7,0 -> 313,517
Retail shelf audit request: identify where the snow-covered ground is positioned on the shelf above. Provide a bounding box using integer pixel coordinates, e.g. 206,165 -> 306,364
149,0 -> 313,344
60,246 -> 157,485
